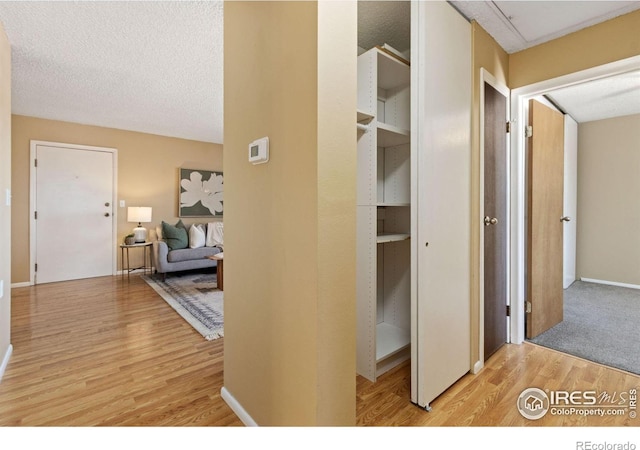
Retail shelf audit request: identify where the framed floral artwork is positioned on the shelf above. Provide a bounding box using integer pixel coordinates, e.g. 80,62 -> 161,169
179,168 -> 223,217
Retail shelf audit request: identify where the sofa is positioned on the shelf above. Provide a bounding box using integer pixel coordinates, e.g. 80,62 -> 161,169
152,221 -> 223,280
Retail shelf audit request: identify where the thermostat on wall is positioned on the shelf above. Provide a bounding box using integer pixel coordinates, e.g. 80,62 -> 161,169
249,137 -> 269,165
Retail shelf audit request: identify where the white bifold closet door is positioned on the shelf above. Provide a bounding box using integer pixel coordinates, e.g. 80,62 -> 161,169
410,1 -> 472,409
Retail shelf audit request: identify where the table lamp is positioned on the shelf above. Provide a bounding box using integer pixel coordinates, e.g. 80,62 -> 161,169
127,206 -> 152,243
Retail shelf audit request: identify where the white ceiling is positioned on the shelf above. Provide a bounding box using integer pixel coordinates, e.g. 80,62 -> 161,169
0,1 -> 223,144
0,1 -> 637,144
545,70 -> 640,123
451,1 -> 640,54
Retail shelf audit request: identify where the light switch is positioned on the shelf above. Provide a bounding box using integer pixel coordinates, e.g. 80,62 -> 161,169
120,200 -> 125,208
5,188 -> 10,206
0,280 -> 3,298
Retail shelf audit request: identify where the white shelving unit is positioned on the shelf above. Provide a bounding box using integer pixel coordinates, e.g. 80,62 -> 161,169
356,46 -> 411,382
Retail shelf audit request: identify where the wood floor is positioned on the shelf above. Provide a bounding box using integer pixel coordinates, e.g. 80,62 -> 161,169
1,275 -> 242,426
1,275 -> 638,426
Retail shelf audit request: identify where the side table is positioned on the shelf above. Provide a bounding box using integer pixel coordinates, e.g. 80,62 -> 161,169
207,252 -> 224,290
120,242 -> 153,280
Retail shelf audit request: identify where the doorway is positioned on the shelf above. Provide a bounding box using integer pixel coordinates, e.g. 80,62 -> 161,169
509,55 -> 640,344
30,141 -> 118,284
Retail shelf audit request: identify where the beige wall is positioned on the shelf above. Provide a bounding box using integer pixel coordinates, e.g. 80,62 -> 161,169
11,115 -> 222,283
470,21 -> 509,366
510,9 -> 640,88
576,114 -> 640,286
223,1 -> 356,425
0,22 -> 12,373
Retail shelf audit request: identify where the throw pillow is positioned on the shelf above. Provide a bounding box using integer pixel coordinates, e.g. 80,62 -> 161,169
155,225 -> 163,241
206,222 -> 224,247
189,224 -> 206,249
161,220 -> 188,250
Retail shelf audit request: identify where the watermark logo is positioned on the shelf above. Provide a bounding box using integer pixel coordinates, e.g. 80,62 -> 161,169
517,387 -> 550,420
517,387 -> 638,420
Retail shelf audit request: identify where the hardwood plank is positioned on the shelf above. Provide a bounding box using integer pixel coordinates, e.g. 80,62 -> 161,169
1,275 -> 638,427
357,342 -> 640,426
0,275 -> 243,427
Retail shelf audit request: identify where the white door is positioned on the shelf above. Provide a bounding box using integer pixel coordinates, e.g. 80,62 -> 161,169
563,115 -> 578,289
33,142 -> 116,284
411,1 -> 471,409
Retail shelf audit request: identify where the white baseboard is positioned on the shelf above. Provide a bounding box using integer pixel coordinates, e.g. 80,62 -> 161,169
221,386 -> 258,426
580,278 -> 640,290
116,268 -> 154,276
472,360 -> 484,375
11,282 -> 31,288
0,344 -> 13,383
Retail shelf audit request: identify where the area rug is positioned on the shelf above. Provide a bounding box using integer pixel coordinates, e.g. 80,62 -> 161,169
141,272 -> 223,340
529,280 -> 640,375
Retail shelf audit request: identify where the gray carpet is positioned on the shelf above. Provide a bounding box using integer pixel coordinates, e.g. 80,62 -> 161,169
529,280 -> 640,375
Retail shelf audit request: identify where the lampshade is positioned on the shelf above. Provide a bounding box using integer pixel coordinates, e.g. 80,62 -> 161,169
127,207 -> 152,243
127,207 -> 152,224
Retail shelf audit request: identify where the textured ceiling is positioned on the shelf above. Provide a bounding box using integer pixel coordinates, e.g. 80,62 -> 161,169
358,1 -> 410,53
0,1 -> 636,142
0,1 -> 223,143
546,70 -> 640,123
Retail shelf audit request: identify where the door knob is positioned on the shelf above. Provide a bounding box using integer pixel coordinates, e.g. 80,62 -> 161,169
104,213 -> 110,217
484,216 -> 498,226
561,216 -> 571,222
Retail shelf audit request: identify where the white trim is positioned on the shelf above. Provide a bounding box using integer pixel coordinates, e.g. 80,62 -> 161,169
116,269 -> 151,276
10,282 -> 31,288
510,55 -> 640,344
580,278 -> 640,290
30,140 -> 118,285
477,68 -> 510,373
220,386 -> 258,426
409,0 -> 420,404
0,344 -> 13,383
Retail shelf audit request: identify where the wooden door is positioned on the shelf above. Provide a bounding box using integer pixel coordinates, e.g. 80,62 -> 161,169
526,100 -> 564,338
483,82 -> 508,359
35,143 -> 115,284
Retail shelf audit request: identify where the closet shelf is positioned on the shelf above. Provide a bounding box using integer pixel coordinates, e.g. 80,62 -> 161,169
376,233 -> 410,244
376,48 -> 410,91
377,202 -> 410,207
377,122 -> 410,147
376,322 -> 411,362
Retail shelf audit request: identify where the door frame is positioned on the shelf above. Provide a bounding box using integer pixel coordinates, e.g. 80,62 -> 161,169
29,140 -> 119,285
478,68 -> 511,367
509,55 -> 640,343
